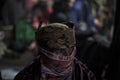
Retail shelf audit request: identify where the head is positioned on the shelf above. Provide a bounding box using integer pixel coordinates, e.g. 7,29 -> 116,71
69,0 -> 76,8
36,22 -> 76,68
25,0 -> 39,9
53,0 -> 75,12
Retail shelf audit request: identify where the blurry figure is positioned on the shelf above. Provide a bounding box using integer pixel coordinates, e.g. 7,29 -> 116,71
95,2 -> 115,40
71,0 -> 98,32
2,0 -> 39,53
2,0 -> 39,25
50,0 -> 98,41
50,0 -> 76,23
46,0 -> 54,15
95,6 -> 109,35
32,0 -> 54,28
7,16 -> 36,53
14,23 -> 96,80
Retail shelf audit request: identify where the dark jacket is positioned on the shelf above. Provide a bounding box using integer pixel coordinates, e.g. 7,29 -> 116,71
14,57 -> 96,80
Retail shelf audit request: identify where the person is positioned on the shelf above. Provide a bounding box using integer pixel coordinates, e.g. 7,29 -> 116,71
14,22 -> 96,80
2,0 -> 39,25
71,0 -> 98,32
7,16 -> 36,53
49,0 -> 97,41
32,0 -> 54,28
49,0 -> 76,23
5,0 -> 39,53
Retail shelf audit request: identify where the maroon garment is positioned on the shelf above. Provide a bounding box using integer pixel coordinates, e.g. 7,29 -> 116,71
14,56 -> 96,80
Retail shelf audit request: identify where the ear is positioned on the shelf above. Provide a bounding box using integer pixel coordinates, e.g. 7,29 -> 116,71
62,21 -> 74,28
37,16 -> 43,31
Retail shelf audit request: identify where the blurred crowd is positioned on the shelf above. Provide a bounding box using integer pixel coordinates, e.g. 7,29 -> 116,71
0,0 -> 116,80
0,0 -> 115,52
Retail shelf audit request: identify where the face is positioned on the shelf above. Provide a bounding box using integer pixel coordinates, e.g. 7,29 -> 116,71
39,47 -> 76,68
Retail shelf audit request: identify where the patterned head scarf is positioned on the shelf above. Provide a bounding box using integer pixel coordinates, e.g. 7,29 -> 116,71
36,23 -> 76,79
36,22 -> 76,61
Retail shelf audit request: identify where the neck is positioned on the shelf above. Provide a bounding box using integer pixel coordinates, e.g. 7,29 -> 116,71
41,60 -> 74,77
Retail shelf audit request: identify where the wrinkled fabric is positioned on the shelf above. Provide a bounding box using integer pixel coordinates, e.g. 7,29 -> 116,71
14,56 -> 96,80
36,23 -> 76,53
38,47 -> 76,61
40,63 -> 73,80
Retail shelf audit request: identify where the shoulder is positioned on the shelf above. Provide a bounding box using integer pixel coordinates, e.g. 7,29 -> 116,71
74,59 -> 96,80
14,65 -> 33,80
14,57 -> 41,80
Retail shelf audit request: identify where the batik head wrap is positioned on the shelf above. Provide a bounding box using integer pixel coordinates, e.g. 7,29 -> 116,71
36,22 -> 76,79
36,22 -> 76,61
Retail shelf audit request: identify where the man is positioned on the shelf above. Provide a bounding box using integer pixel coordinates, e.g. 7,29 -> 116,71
71,0 -> 98,32
14,22 -> 96,80
49,0 -> 76,23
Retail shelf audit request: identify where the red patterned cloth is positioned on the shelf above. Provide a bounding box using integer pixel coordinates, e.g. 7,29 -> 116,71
14,57 -> 96,80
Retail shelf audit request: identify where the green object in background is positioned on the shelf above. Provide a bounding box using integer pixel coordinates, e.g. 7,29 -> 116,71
15,19 -> 35,41
8,19 -> 36,52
